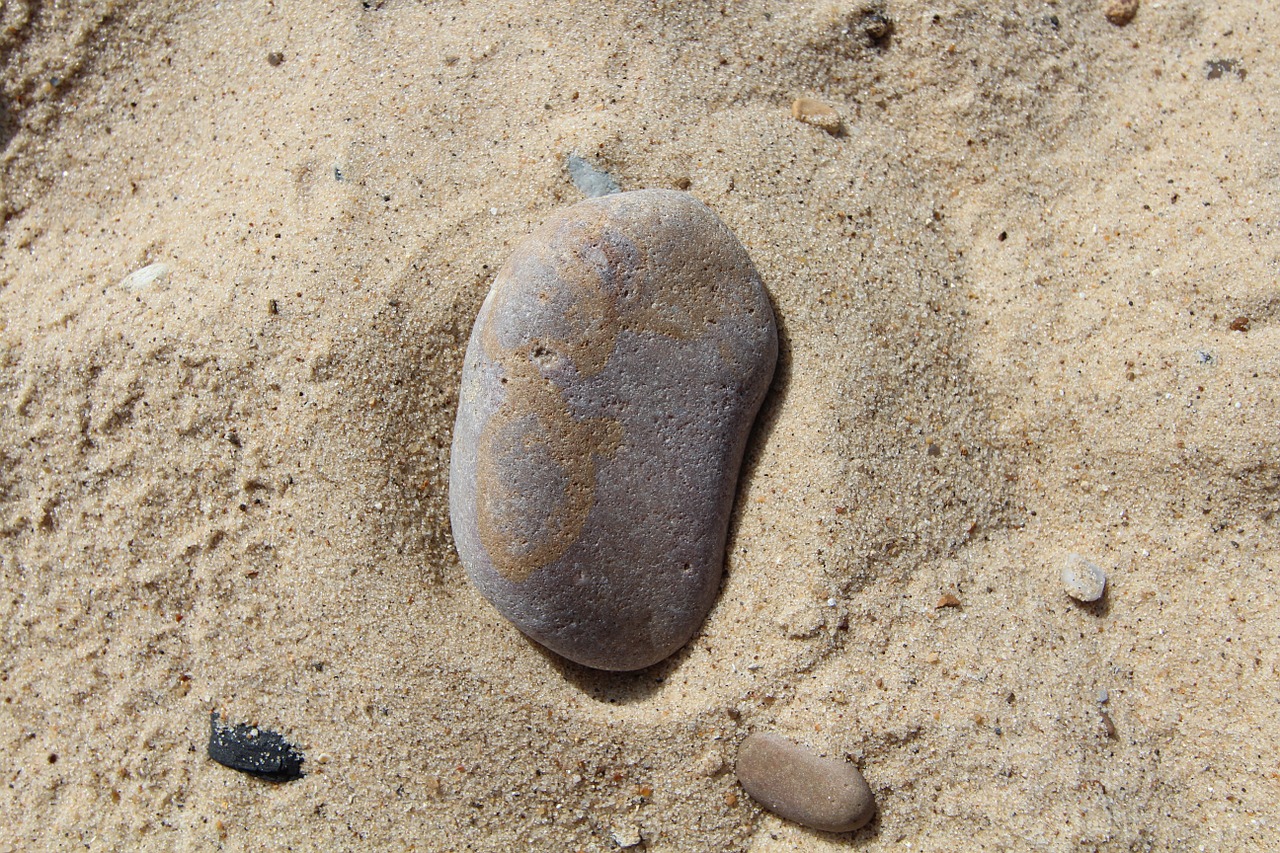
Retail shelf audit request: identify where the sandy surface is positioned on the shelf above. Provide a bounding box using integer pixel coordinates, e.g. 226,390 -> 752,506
1,0 -> 1277,849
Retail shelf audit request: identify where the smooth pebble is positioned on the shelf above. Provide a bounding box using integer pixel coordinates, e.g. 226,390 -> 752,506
1062,552 -> 1107,602
449,189 -> 777,671
735,732 -> 875,833
790,96 -> 841,134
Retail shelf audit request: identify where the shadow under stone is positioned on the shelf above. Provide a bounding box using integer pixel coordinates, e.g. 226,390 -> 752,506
724,281 -> 792,566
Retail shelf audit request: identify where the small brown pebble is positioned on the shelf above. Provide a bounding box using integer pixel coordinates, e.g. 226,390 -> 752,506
791,97 -> 841,135
1100,709 -> 1117,739
1104,0 -> 1139,26
1229,315 -> 1250,332
936,593 -> 961,609
736,732 -> 875,833
862,12 -> 893,43
267,51 -> 285,67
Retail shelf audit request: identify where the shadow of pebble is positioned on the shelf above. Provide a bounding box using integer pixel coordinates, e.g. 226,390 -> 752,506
729,282 -> 793,539
537,639 -> 671,704
790,811 -> 881,847
1068,590 -> 1112,618
0,98 -> 16,153
533,616 -> 751,704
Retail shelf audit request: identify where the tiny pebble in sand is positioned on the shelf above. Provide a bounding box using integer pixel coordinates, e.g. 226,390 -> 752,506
791,96 -> 841,134
1062,552 -> 1107,602
735,732 -> 875,833
1104,0 -> 1139,26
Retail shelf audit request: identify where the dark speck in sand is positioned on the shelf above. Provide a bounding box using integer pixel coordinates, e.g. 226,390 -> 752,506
1205,58 -> 1246,81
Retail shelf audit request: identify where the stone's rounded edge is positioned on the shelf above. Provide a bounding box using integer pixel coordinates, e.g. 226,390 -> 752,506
592,187 -> 710,219
448,187 -> 778,672
1061,552 -> 1107,602
447,331 -> 479,581
447,298 -> 503,589
549,633 -> 684,673
735,732 -> 876,834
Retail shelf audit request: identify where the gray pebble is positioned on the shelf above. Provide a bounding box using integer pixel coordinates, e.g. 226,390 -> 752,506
566,153 -> 621,198
1061,552 -> 1107,602
449,189 -> 777,671
735,732 -> 875,833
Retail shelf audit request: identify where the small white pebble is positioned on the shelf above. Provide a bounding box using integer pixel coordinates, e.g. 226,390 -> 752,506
1061,553 -> 1107,602
692,747 -> 726,777
610,824 -> 642,847
1097,687 -> 1110,704
119,262 -> 170,292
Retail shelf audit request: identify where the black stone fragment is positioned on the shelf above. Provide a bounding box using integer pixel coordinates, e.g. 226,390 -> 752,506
208,712 -> 305,782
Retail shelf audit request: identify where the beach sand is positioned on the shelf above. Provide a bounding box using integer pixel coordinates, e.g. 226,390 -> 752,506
1,0 -> 1276,848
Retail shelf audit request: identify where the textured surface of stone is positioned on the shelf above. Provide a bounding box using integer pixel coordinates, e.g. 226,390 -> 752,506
449,189 -> 776,671
735,732 -> 875,834
1062,552 -> 1107,602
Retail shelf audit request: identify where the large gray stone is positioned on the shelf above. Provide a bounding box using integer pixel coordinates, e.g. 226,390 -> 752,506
449,189 -> 776,671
